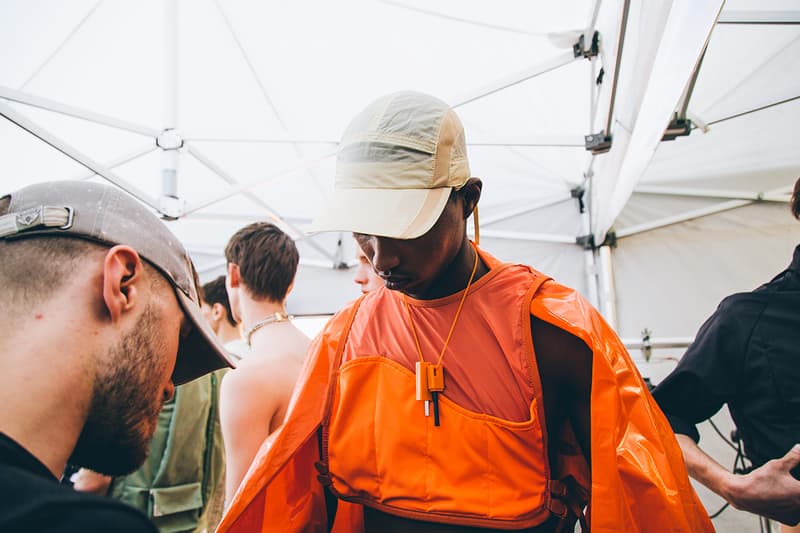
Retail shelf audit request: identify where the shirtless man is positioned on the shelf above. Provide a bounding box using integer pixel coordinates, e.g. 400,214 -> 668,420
202,275 -> 249,360
219,222 -> 309,505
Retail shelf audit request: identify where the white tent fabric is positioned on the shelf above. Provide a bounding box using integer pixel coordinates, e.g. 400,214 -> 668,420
589,0 -> 723,242
1,0 -> 797,326
1,0 -> 603,314
2,0 -> 800,528
612,1 -> 800,343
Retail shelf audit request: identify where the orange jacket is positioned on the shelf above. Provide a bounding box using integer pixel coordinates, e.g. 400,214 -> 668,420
218,248 -> 713,533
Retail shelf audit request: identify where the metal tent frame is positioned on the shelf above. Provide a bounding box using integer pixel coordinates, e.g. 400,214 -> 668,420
1,1 -> 797,337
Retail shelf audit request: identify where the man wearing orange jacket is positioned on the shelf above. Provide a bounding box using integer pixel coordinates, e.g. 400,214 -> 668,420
218,92 -> 713,532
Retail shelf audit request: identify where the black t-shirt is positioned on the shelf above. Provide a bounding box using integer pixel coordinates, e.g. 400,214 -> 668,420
653,245 -> 800,471
0,432 -> 156,532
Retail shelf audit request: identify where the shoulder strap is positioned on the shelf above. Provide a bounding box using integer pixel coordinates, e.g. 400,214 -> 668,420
315,295 -> 366,531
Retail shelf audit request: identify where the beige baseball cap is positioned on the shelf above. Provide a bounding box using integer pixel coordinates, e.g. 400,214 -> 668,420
0,180 -> 235,385
308,91 -> 471,239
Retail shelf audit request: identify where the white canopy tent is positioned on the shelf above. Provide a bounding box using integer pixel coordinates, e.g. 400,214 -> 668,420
2,2 -> 799,527
0,0 -> 800,337
2,0 -> 795,327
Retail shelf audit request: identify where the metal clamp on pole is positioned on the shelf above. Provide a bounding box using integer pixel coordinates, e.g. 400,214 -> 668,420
662,114 -> 693,141
573,31 -> 600,59
641,328 -> 653,362
585,131 -> 612,154
575,234 -> 595,251
571,185 -> 586,213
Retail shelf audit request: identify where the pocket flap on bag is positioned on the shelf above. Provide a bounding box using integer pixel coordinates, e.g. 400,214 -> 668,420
150,482 -> 203,517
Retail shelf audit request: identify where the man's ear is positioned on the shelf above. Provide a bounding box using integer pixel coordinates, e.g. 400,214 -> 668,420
227,263 -> 241,288
461,178 -> 483,219
286,275 -> 296,297
211,302 -> 225,322
102,245 -> 144,324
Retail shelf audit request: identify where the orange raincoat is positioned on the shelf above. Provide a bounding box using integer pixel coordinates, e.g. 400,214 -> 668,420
218,248 -> 712,532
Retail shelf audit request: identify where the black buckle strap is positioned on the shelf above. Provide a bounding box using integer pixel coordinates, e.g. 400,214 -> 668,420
550,478 -> 589,532
316,426 -> 337,531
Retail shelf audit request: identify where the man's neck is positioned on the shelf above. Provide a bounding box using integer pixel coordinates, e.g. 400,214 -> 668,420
0,314 -> 95,478
407,240 -> 489,300
239,298 -> 287,332
217,322 -> 244,345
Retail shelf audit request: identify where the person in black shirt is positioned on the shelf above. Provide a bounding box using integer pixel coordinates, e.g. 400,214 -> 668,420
0,182 -> 234,532
653,176 -> 800,529
0,433 -> 157,532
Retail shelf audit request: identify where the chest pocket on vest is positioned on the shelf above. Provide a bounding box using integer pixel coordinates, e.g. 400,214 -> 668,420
324,356 -> 554,528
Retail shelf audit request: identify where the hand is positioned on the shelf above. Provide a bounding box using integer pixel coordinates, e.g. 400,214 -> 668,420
71,468 -> 113,496
725,445 -> 800,526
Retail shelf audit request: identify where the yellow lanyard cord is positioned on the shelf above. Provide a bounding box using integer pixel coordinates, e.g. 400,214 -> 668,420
403,244 -> 480,367
473,205 -> 480,246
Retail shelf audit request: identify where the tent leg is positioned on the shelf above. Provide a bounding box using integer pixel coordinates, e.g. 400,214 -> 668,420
597,244 -> 618,331
161,0 -> 179,201
0,101 -> 158,209
584,248 -> 600,310
580,204 -> 600,309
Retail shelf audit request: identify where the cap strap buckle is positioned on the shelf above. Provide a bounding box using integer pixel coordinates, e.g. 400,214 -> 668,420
0,205 -> 74,238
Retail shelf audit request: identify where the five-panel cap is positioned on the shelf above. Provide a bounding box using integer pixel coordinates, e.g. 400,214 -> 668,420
0,180 -> 235,385
308,91 -> 471,239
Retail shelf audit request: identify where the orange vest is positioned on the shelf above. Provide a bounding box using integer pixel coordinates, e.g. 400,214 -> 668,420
323,263 -> 562,529
218,248 -> 713,533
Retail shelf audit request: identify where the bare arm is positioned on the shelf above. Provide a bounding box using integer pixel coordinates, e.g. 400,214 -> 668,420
219,367 -> 277,506
531,317 -> 592,466
676,434 -> 800,525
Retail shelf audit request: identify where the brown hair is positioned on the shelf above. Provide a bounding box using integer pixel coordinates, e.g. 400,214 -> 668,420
224,222 -> 299,302
202,275 -> 236,326
792,177 -> 800,220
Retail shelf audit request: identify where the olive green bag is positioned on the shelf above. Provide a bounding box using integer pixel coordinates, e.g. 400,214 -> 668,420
110,370 -> 226,533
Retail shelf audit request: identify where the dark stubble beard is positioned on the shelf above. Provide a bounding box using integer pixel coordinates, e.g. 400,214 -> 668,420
69,304 -> 170,476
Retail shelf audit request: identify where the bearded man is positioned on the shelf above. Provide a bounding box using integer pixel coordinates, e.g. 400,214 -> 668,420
0,181 -> 234,532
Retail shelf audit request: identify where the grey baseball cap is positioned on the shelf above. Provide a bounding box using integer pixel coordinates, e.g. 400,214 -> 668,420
0,180 -> 235,385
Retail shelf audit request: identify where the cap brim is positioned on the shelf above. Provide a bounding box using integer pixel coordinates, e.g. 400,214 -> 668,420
172,287 -> 236,385
307,187 -> 451,239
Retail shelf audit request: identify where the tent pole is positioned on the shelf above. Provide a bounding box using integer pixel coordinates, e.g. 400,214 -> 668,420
616,198 -> 752,238
480,194 -> 572,226
450,51 -> 578,108
597,245 -> 618,330
183,146 -> 341,264
181,135 -> 584,147
161,0 -> 179,202
600,0 -> 632,139
478,230 -> 577,244
634,184 -> 793,202
717,10 -> 800,25
589,52 -> 597,130
0,86 -> 158,137
0,101 -> 159,209
583,249 -> 599,311
580,200 -> 600,309
614,183 -> 800,238
187,249 -> 344,271
71,144 -> 158,181
582,35 -> 600,311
